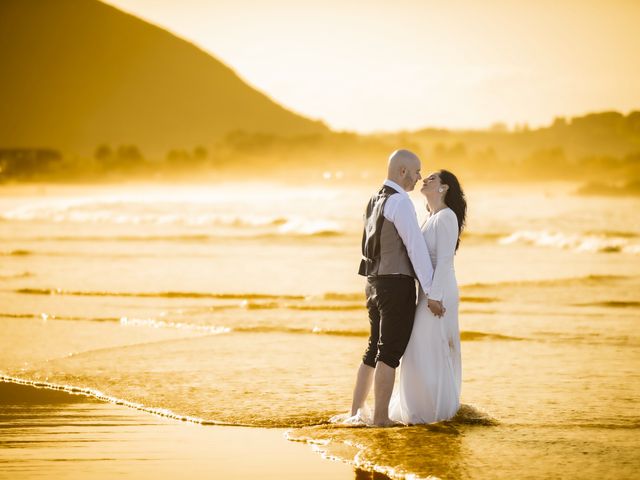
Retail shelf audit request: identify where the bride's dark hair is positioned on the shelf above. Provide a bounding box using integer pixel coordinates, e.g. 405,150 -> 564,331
438,169 -> 467,252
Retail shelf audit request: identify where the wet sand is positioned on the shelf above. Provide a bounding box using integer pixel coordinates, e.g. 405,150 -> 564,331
0,381 -> 352,479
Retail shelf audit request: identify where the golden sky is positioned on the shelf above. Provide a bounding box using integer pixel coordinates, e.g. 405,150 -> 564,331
102,0 -> 640,132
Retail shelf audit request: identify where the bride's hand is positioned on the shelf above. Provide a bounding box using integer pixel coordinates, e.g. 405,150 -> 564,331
427,299 -> 446,317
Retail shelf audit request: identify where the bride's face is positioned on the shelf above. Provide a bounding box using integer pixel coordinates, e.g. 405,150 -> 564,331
420,172 -> 442,197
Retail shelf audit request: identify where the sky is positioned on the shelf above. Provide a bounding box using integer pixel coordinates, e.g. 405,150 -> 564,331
102,0 -> 640,133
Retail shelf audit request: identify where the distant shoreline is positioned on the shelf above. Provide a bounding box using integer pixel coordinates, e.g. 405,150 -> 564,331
3,177 -> 640,199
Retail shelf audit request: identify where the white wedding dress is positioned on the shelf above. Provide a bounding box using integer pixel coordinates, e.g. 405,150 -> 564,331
389,207 -> 462,424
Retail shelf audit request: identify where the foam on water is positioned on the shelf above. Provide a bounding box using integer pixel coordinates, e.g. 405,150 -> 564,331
13,287 -> 307,300
0,376 -> 230,426
119,317 -> 231,334
2,182 -> 639,479
5,371 -> 637,480
500,229 -> 640,254
463,273 -> 629,289
0,310 -> 528,342
12,272 -> 631,298
1,200 -> 345,238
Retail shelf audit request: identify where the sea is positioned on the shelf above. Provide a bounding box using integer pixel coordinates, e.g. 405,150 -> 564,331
1,178 -> 639,479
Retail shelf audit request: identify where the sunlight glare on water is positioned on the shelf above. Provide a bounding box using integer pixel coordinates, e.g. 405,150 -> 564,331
1,180 -> 639,479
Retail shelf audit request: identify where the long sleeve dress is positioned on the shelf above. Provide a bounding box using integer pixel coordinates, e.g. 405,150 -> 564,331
389,207 -> 462,424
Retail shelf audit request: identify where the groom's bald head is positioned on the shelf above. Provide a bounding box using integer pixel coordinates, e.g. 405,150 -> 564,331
387,149 -> 422,192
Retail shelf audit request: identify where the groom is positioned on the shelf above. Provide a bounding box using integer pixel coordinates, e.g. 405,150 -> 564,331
351,149 -> 444,426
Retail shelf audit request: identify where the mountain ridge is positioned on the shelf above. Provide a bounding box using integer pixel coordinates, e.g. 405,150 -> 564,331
0,0 -> 328,156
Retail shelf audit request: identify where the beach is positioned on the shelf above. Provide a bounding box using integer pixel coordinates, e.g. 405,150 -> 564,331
1,181 -> 639,479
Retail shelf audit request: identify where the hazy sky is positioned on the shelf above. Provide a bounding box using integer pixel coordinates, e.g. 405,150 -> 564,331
102,0 -> 640,133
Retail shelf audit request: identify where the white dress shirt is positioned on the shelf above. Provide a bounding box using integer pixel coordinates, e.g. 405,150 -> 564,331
382,179 -> 434,296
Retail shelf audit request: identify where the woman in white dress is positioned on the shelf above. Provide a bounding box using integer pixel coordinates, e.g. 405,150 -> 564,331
389,169 -> 467,424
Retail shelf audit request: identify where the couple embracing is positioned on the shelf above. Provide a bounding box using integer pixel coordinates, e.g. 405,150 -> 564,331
343,149 -> 466,427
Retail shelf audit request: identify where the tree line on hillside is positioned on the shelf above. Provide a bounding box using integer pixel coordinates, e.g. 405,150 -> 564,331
0,131 -> 393,181
0,111 -> 639,192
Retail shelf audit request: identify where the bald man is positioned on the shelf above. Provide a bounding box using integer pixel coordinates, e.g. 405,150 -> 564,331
351,149 -> 443,426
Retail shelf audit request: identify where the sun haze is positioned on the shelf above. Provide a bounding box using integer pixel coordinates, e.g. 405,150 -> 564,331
100,0 -> 640,132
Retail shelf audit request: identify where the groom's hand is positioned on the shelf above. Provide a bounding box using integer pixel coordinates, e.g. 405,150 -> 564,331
427,299 -> 446,317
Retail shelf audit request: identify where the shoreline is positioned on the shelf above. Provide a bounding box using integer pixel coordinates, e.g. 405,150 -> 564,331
0,379 -> 354,479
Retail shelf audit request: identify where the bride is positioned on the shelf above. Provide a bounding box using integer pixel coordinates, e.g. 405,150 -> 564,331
389,169 -> 467,424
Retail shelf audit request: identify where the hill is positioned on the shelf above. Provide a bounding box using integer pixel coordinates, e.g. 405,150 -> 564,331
0,0 -> 328,157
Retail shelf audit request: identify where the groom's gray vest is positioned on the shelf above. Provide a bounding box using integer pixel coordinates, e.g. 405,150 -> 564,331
358,185 -> 415,278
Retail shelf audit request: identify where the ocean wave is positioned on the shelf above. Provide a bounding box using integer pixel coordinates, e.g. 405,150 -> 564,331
9,234 -> 220,243
239,301 -> 364,311
274,219 -> 343,237
14,288 -> 307,301
14,287 -> 502,307
534,331 -> 638,346
499,230 -> 640,254
11,288 -> 362,311
120,317 -> 231,334
573,300 -> 640,308
459,331 -> 524,341
289,409 -> 639,480
584,230 -> 639,239
0,312 -> 369,337
0,311 -> 122,322
0,310 -> 526,343
320,292 -> 363,302
461,231 -> 509,242
0,375 -> 339,428
459,295 -> 500,303
0,376 -> 234,426
4,377 -> 634,480
1,205 -> 344,238
1,249 -> 33,256
105,320 -> 370,338
116,318 -> 528,341
462,274 -> 629,290
288,403 -> 499,480
2,203 -> 287,227
0,376 -> 503,442
0,312 -> 41,319
1,375 -> 500,432
320,292 -> 500,304
6,229 -> 344,243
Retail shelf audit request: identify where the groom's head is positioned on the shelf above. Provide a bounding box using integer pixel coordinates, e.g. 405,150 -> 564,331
387,149 -> 422,192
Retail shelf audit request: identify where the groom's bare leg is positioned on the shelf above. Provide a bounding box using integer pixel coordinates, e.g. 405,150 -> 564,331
350,363 -> 374,416
373,361 -> 396,426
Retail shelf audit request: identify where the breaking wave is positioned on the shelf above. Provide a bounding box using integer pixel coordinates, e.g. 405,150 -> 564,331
499,230 -> 640,254
1,204 -> 344,238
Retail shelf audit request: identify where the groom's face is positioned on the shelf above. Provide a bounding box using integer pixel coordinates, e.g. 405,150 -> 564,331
403,160 -> 422,191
